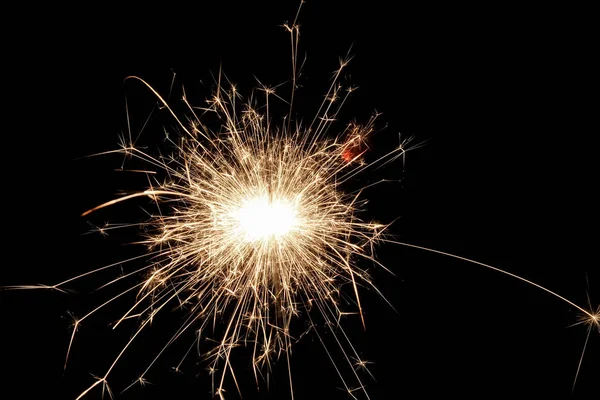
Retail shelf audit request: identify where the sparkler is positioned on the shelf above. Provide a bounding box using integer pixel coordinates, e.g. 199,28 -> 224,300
4,3 -> 598,399
56,10 -> 415,397
73,67 -> 403,399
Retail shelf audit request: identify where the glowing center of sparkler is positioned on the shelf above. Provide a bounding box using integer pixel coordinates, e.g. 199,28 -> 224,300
234,196 -> 298,241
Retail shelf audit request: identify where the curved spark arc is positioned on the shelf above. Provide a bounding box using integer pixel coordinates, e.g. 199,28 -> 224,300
386,240 -> 600,392
387,241 -> 596,318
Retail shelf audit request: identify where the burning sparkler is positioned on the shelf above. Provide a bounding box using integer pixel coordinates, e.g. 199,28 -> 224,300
59,8 -> 415,398
75,71 -> 404,399
4,3 -> 598,400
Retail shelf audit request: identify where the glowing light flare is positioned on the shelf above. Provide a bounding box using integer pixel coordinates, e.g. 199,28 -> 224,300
231,195 -> 299,242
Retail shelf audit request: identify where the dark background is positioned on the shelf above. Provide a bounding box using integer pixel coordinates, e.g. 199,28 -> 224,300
2,1 -> 597,399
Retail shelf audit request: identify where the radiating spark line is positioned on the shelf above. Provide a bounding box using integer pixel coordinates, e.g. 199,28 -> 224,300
386,239 -> 600,393
81,190 -> 200,217
572,323 -> 593,394
386,240 -> 596,319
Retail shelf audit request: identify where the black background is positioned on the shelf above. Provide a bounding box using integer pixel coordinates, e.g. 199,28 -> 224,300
2,1 -> 597,399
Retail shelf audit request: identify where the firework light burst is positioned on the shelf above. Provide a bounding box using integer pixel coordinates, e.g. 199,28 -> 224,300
4,2 -> 598,399
74,72 -> 407,399
56,8 -> 414,398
